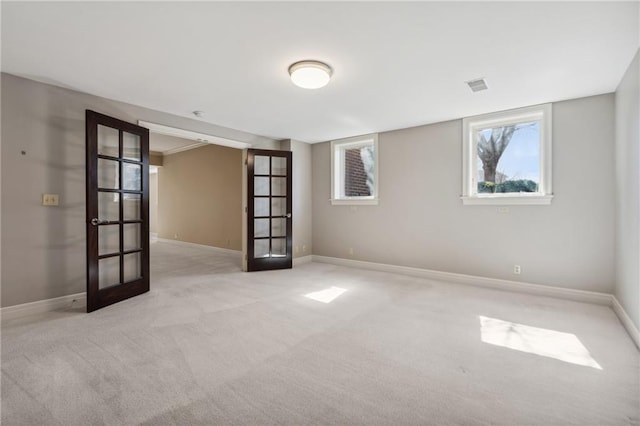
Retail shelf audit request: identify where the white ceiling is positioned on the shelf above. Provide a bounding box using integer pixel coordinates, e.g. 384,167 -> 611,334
2,2 -> 638,143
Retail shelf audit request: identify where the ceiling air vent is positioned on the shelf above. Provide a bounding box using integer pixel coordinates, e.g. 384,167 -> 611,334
466,78 -> 488,92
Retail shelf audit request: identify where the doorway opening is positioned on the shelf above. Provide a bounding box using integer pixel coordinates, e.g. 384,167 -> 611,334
140,121 -> 294,276
148,130 -> 246,274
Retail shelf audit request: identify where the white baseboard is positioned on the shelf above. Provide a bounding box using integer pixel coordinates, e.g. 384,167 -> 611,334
2,252 -> 636,351
312,255 -> 612,305
293,255 -> 313,266
1,292 -> 86,321
156,237 -> 242,256
311,255 -> 640,350
611,296 -> 640,349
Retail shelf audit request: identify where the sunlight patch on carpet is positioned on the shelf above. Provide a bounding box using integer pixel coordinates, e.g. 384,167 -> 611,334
305,287 -> 347,304
479,316 -> 602,370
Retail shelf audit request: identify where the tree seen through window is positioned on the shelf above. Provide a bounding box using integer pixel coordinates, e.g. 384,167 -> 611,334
476,122 -> 540,193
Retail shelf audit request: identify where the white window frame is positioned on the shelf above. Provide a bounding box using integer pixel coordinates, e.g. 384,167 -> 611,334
331,133 -> 379,205
461,103 -> 553,205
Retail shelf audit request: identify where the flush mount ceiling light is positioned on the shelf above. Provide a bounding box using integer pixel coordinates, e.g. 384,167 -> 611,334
288,60 -> 333,89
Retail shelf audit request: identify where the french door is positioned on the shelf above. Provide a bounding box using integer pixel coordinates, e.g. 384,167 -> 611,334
247,149 -> 293,271
86,110 -> 150,312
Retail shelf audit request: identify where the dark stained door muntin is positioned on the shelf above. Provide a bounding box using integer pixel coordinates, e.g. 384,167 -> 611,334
247,149 -> 293,271
86,110 -> 150,312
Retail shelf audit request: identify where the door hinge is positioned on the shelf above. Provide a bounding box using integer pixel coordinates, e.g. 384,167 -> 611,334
244,206 -> 247,213
244,158 -> 248,165
245,254 -> 248,260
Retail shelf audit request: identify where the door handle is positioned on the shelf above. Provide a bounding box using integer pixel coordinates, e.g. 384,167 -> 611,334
285,213 -> 292,219
90,218 -> 107,226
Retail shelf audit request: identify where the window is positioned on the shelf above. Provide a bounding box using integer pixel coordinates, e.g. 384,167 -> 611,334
462,104 -> 553,205
331,134 -> 379,205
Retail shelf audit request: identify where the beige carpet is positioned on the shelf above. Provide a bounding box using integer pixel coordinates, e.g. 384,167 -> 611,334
2,240 -> 638,425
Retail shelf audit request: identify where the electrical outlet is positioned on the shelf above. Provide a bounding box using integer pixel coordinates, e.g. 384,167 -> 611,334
42,194 -> 59,206
303,245 -> 307,252
497,206 -> 509,214
514,265 -> 521,275
295,246 -> 299,254
348,247 -> 354,255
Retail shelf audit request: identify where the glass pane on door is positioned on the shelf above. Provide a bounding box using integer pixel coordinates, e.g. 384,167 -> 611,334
123,252 -> 141,282
254,198 -> 269,217
97,125 -> 119,157
99,192 -> 120,222
254,155 -> 270,175
254,219 -> 269,238
122,132 -> 141,161
123,194 -> 141,220
254,177 -> 269,196
123,223 -> 141,251
272,177 -> 286,196
271,218 -> 285,237
254,239 -> 269,258
98,159 -> 119,189
122,163 -> 141,191
99,225 -> 120,255
272,157 -> 287,175
99,256 -> 120,289
271,198 -> 286,216
272,238 -> 286,257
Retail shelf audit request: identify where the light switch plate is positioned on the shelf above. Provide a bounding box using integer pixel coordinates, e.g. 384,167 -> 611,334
42,194 -> 59,206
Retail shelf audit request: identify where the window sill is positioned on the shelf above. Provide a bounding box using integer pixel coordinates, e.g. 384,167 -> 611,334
330,198 -> 379,206
461,195 -> 553,205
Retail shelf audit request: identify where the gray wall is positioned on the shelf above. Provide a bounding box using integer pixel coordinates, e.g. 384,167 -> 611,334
312,94 -> 616,293
615,50 -> 640,329
0,70 -> 624,309
0,73 -> 279,307
282,140 -> 313,258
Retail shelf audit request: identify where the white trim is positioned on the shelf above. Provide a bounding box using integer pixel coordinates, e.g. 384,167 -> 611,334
312,255 -> 611,305
156,238 -> 242,256
461,195 -> 553,205
1,256 -> 637,351
138,121 -> 252,150
293,255 -> 313,266
462,103 -> 552,204
163,142 -> 207,156
241,149 -> 248,272
612,296 -> 640,350
331,133 -> 379,205
1,292 -> 86,321
1,240 -> 240,322
311,255 -> 639,349
330,198 -> 379,206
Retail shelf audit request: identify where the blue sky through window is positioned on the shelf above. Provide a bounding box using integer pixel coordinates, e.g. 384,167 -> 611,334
478,122 -> 540,183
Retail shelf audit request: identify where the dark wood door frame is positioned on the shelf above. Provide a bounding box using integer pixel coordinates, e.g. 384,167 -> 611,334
247,149 -> 293,271
86,110 -> 150,312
